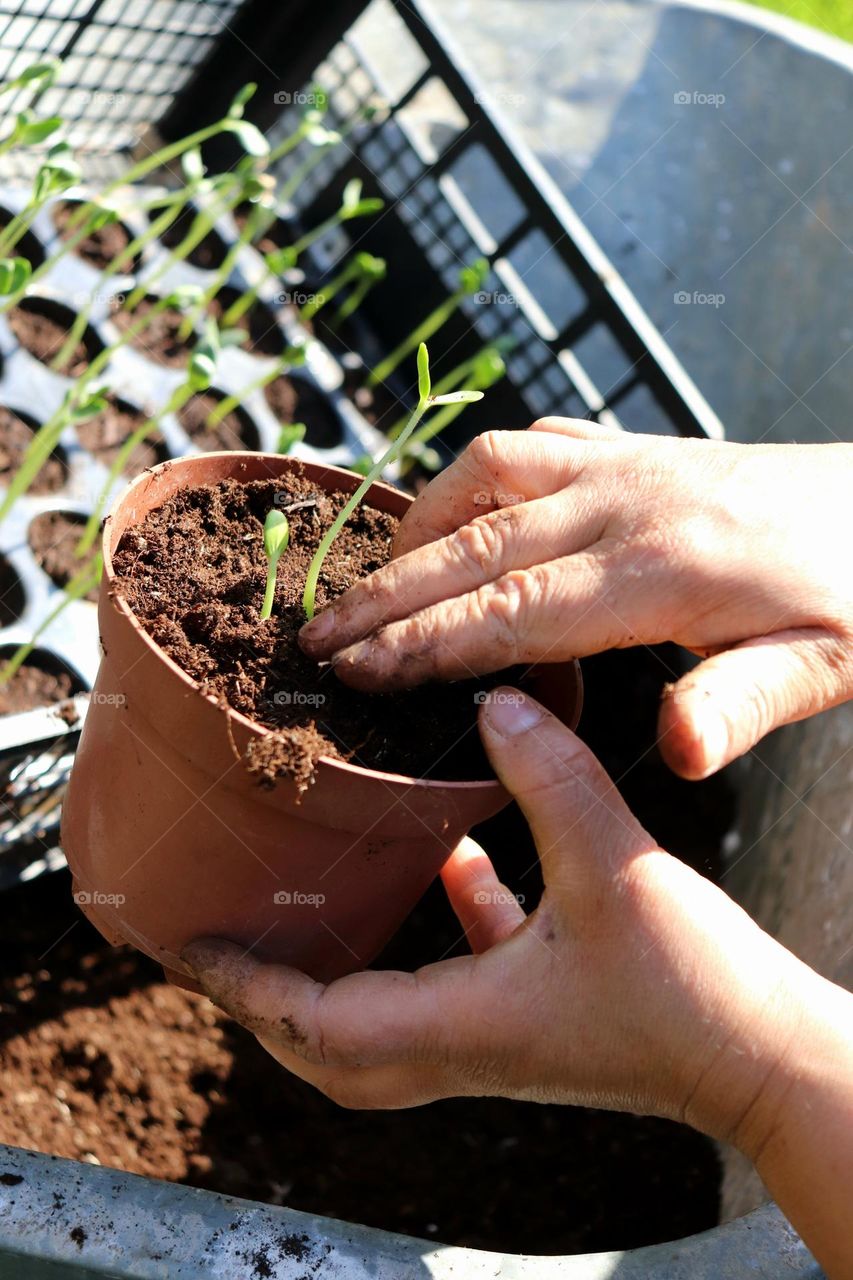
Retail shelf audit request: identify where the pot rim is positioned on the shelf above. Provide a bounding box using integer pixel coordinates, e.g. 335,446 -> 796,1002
102,451 -> 522,795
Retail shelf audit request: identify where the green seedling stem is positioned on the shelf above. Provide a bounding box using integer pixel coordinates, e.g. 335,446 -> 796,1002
0,144 -> 81,258
122,174 -> 244,312
54,86 -> 258,247
260,510 -> 290,620
47,190 -> 201,369
204,342 -> 306,429
74,380 -> 197,558
302,343 -> 482,619
222,182 -> 383,330
399,353 -> 506,475
177,195 -> 274,342
0,553 -> 103,686
0,388 -> 109,523
298,252 -> 386,325
387,342 -> 510,440
366,259 -> 489,389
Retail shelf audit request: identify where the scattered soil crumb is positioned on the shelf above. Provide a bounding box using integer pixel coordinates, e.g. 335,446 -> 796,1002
245,727 -> 327,793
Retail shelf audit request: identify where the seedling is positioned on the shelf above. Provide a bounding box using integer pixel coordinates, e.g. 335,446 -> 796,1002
204,339 -> 307,430
366,259 -> 489,388
0,142 -> 80,259
0,386 -> 109,522
0,554 -> 103,687
74,312 -> 229,556
275,102 -> 386,206
260,511 -> 290,620
302,343 -> 482,619
221,181 -> 384,331
300,252 -> 386,326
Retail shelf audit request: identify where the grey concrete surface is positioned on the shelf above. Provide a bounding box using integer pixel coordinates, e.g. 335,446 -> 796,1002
425,0 -> 853,443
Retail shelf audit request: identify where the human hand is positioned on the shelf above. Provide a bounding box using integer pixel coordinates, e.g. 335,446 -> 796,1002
184,689 -> 853,1275
299,426 -> 853,779
181,689 -> 840,1149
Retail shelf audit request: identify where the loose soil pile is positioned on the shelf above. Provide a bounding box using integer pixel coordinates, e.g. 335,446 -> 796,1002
0,858 -> 720,1254
112,471 -> 501,781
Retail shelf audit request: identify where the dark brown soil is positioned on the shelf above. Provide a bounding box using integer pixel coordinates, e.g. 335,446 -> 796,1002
0,555 -> 25,628
0,864 -> 720,1253
51,201 -> 140,274
0,205 -> 45,269
28,511 -> 100,604
7,298 -> 101,377
75,396 -> 167,475
110,294 -> 193,368
112,472 -> 504,780
152,204 -> 228,270
0,651 -> 83,715
0,405 -> 67,495
207,286 -> 282,358
177,392 -> 260,453
264,375 -> 343,449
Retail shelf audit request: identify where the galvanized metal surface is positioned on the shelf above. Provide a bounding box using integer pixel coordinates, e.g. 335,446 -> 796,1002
0,1145 -> 824,1279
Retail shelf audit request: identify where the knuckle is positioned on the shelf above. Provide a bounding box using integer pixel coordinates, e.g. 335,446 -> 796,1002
449,513 -> 510,577
476,571 -> 529,654
467,429 -> 509,477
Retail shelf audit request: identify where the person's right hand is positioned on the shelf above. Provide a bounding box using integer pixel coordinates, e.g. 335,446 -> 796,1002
184,690 -> 853,1280
300,427 -> 853,779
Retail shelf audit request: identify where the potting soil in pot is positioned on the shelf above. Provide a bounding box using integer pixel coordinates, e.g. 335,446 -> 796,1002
112,469 -> 506,784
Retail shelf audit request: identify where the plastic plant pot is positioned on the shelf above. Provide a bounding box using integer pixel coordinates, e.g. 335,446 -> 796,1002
61,452 -> 582,990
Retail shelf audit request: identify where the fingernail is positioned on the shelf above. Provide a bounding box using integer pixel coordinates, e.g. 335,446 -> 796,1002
300,609 -> 337,647
331,640 -> 370,670
482,688 -> 545,736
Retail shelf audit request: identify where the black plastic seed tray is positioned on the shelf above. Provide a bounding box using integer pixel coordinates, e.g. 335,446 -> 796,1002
213,0 -> 725,450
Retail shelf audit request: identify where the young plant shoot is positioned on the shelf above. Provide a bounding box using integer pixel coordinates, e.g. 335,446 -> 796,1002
221,181 -> 384,330
260,511 -> 290,621
366,258 -> 489,388
302,343 -> 482,619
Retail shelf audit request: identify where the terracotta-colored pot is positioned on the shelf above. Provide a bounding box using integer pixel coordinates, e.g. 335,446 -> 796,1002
61,454 -> 582,988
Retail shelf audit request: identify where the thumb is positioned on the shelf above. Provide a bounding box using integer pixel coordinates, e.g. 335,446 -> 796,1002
659,628 -> 853,780
182,937 -> 486,1071
478,689 -> 653,911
